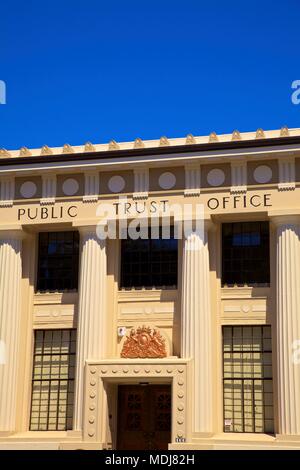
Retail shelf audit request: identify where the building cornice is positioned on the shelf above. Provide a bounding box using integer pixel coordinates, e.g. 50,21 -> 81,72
0,138 -> 300,177
1,135 -> 300,168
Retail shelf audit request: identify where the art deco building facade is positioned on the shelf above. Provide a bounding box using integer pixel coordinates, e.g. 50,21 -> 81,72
0,128 -> 300,449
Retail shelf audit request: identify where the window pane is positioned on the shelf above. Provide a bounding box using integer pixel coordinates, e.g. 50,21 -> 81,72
120,226 -> 178,288
223,326 -> 274,434
36,232 -> 79,292
222,222 -> 270,286
30,329 -> 76,431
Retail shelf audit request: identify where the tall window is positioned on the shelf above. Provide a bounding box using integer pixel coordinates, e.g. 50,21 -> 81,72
120,226 -> 178,289
30,329 -> 76,431
223,325 -> 274,434
37,231 -> 79,292
222,221 -> 270,286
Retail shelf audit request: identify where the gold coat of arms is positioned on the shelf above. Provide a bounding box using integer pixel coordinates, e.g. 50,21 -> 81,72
121,326 -> 167,358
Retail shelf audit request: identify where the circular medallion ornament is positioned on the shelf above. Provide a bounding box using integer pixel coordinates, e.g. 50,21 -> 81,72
62,178 -> 79,196
20,181 -> 37,198
207,168 -> 225,187
158,172 -> 176,190
253,165 -> 272,184
108,175 -> 125,193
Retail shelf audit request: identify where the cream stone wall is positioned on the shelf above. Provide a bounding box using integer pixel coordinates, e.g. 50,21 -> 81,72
0,129 -> 300,449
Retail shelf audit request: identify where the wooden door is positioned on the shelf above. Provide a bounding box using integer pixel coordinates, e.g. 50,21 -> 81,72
117,384 -> 171,450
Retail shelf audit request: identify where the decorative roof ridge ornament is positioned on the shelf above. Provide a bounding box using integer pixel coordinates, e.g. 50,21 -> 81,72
134,137 -> 144,148
232,130 -> 241,141
121,325 -> 167,358
108,140 -> 120,150
185,134 -> 196,144
84,142 -> 95,152
256,128 -> 265,139
159,136 -> 169,146
280,126 -> 289,137
62,143 -> 74,154
0,148 -> 10,157
19,147 -> 31,157
41,145 -> 53,155
208,132 -> 218,142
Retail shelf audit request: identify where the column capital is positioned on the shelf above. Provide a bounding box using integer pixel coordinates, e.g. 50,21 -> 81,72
268,210 -> 300,226
0,225 -> 24,241
73,219 -> 108,236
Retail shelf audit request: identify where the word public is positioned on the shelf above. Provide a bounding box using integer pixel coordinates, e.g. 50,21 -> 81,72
18,205 -> 78,221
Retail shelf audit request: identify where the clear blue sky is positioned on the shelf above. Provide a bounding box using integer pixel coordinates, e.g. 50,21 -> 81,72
0,0 -> 299,150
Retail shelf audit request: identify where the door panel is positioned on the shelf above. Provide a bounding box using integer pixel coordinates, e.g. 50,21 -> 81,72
117,384 -> 171,450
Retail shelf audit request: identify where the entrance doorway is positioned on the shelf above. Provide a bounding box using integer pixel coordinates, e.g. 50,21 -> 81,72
117,384 -> 171,450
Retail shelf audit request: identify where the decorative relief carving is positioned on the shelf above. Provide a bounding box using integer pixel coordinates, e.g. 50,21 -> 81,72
119,298 -> 175,316
184,164 -> 201,197
0,148 -> 10,157
223,303 -> 266,315
208,132 -> 218,142
83,171 -> 99,202
159,136 -> 169,146
185,134 -> 196,144
33,304 -> 76,325
0,176 -> 14,207
62,178 -> 79,196
41,174 -> 56,205
108,175 -> 125,193
84,142 -> 95,152
253,165 -> 272,184
121,326 -> 167,358
280,126 -> 289,137
230,160 -> 247,194
62,144 -> 74,154
133,167 -> 149,200
108,140 -> 120,150
158,172 -> 176,190
207,168 -> 225,187
41,145 -> 53,155
20,181 -> 37,198
256,128 -> 265,139
231,130 -> 241,141
278,157 -> 295,191
134,138 -> 144,149
19,147 -> 31,157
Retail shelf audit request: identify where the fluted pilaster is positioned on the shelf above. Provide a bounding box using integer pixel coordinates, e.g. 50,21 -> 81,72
273,216 -> 300,435
74,227 -> 107,431
0,230 -> 22,432
181,228 -> 212,433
